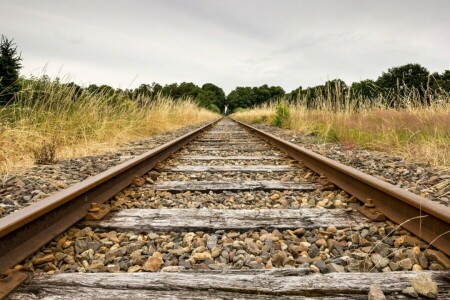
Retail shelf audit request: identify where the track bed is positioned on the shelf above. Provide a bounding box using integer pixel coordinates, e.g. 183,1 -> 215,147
3,119 -> 450,299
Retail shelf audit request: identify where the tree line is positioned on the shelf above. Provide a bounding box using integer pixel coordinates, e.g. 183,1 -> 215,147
228,64 -> 450,111
1,35 -> 450,113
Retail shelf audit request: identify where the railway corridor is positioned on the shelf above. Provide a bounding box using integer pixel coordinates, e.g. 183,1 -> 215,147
4,118 -> 450,299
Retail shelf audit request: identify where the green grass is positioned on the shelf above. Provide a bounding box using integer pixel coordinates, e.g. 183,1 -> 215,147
231,100 -> 450,167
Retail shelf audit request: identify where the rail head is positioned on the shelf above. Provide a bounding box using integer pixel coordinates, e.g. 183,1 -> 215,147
0,117 -> 221,272
231,118 -> 450,256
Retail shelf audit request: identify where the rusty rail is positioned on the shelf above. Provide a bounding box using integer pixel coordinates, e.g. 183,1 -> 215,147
232,118 -> 450,256
0,118 -> 221,273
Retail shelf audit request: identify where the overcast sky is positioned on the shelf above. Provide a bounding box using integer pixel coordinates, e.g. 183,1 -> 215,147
1,0 -> 449,93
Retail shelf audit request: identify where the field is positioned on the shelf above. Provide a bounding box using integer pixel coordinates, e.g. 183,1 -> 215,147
0,79 -> 217,175
231,97 -> 450,168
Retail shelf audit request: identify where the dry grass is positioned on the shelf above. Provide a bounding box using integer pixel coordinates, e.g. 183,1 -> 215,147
232,102 -> 450,167
0,79 -> 218,175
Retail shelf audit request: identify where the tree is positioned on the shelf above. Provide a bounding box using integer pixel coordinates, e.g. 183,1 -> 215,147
226,85 -> 285,112
433,70 -> 450,93
227,87 -> 255,112
134,84 -> 153,98
350,79 -> 378,99
61,82 -> 82,100
376,63 -> 430,106
196,89 -> 217,109
0,35 -> 22,105
201,83 -> 226,111
286,86 -> 303,101
160,82 -> 200,99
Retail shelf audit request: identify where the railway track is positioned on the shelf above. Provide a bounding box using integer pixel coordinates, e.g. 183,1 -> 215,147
1,117 -> 449,299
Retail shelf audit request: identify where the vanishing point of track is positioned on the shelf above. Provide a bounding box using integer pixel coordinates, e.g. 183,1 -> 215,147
0,117 -> 449,299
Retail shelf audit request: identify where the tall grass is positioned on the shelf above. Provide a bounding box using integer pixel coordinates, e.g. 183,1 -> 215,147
231,91 -> 450,167
0,78 -> 218,174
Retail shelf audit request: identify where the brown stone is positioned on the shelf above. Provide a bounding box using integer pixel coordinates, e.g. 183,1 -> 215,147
394,235 -> 421,248
368,284 -> 386,300
272,250 -> 287,267
412,273 -> 438,298
227,232 -> 240,238
270,193 -> 280,200
142,252 -> 163,272
315,238 -> 327,247
191,252 -> 212,262
33,254 -> 55,265
293,228 -> 305,236
326,225 -> 337,234
132,176 -> 146,186
56,236 -> 68,250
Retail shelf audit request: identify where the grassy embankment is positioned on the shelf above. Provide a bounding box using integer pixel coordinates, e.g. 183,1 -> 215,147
0,79 -> 218,175
232,93 -> 450,168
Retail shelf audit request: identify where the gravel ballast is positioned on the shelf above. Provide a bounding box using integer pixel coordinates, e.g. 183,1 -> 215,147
18,224 -> 447,274
247,124 -> 450,206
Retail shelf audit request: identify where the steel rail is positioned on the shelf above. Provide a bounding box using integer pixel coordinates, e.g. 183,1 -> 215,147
232,118 -> 450,256
0,118 -> 221,273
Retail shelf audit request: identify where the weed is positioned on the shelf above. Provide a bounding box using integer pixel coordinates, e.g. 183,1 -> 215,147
273,102 -> 291,128
32,137 -> 58,164
251,115 -> 269,124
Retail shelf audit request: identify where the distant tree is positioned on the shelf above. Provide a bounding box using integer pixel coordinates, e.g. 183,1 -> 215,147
350,79 -> 378,99
201,83 -> 226,111
86,84 -> 100,94
151,82 -> 163,96
268,85 -> 285,99
286,86 -> 303,101
177,82 -> 200,98
98,84 -> 115,96
196,89 -> 217,109
252,85 -> 285,105
252,85 -> 272,105
434,70 -> 450,93
324,79 -> 347,111
161,82 -> 200,99
377,64 -> 429,91
160,83 -> 179,97
135,84 -> 153,98
376,63 -> 430,106
226,85 -> 285,112
0,35 -> 22,105
61,82 -> 82,100
227,87 -> 255,111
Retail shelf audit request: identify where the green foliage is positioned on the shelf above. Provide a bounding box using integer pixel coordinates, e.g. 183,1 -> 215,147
0,35 -> 22,105
350,79 -> 378,99
312,125 -> 340,142
324,128 -> 339,142
227,85 -> 285,111
273,102 -> 291,128
233,107 -> 249,113
431,70 -> 450,93
251,115 -> 269,124
376,63 -> 429,93
202,83 -> 226,111
208,104 -> 221,114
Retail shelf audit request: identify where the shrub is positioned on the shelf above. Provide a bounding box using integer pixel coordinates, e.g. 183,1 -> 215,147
233,107 -> 249,113
208,104 -> 221,114
273,102 -> 291,128
252,115 -> 268,124
32,137 -> 59,165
